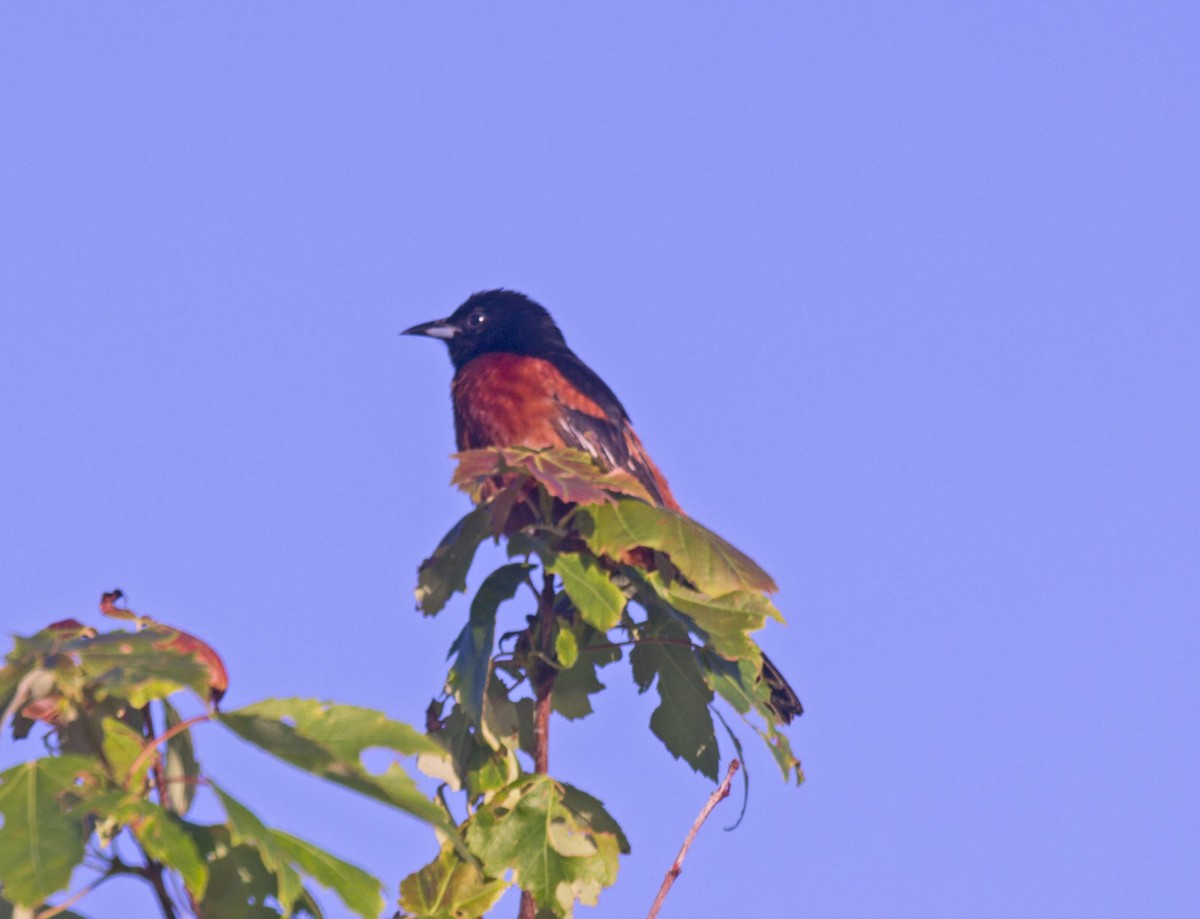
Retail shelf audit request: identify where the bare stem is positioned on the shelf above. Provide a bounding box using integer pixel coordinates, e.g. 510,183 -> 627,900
519,886 -> 538,918
646,759 -> 741,919
532,567 -> 557,775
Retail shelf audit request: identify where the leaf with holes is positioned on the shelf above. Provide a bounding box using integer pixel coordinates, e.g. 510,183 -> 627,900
212,783 -> 307,911
218,699 -> 453,836
70,630 -> 213,708
182,822 -> 322,918
465,775 -> 623,918
0,756 -> 94,906
756,724 -> 806,786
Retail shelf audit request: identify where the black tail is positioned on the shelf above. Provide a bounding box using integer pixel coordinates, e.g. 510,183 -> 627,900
761,653 -> 803,724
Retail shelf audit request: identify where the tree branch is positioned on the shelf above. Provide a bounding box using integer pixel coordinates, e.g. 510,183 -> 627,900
646,759 -> 741,919
143,858 -> 179,919
532,567 -> 557,775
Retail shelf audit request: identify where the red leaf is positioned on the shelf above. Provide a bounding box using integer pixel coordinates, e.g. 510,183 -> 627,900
150,627 -> 229,704
45,619 -> 96,639
451,447 -> 655,508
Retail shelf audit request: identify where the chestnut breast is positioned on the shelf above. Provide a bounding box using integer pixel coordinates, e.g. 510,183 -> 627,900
451,352 -> 607,451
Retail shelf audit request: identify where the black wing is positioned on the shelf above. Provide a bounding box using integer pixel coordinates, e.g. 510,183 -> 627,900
544,347 -> 674,508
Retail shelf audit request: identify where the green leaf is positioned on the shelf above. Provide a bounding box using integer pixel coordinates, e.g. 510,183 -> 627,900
646,651 -> 720,781
697,652 -> 768,717
480,677 -> 525,756
756,724 -> 806,786
0,757 -> 94,906
417,505 -> 494,616
100,717 -> 148,786
504,531 -> 551,564
399,844 -> 509,919
218,699 -> 453,835
581,500 -> 778,595
654,579 -> 781,661
448,563 -> 530,725
85,791 -> 228,891
423,701 -> 518,800
132,804 -> 209,899
227,698 -> 439,760
272,829 -> 384,919
206,790 -> 383,917
552,627 -> 620,722
465,775 -> 622,918
629,613 -> 719,781
554,629 -> 578,670
161,699 -> 199,815
212,784 -> 305,910
557,783 -> 630,855
423,677 -> 529,800
697,653 -> 805,786
549,554 -> 626,632
184,823 -> 318,918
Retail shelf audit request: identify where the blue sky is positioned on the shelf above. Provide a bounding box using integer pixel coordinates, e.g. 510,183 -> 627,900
2,4 -> 1197,917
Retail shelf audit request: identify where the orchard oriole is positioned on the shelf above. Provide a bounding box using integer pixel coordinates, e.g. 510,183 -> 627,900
404,289 -> 802,723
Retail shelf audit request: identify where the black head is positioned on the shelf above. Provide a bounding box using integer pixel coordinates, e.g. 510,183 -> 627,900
402,289 -> 568,371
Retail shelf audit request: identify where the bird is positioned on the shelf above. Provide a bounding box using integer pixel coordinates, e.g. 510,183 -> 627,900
403,289 -> 802,723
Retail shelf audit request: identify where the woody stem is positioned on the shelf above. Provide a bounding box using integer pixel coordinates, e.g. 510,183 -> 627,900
533,567 -> 556,774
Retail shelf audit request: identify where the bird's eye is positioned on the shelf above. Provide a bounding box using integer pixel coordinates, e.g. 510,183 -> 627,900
470,312 -> 487,326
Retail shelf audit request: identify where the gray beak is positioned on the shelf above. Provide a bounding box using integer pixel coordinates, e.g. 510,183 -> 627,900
401,318 -> 458,340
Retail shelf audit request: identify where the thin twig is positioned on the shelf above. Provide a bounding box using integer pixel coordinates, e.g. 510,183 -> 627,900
124,713 -> 210,788
646,759 -> 741,919
35,856 -> 141,919
35,874 -> 110,919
